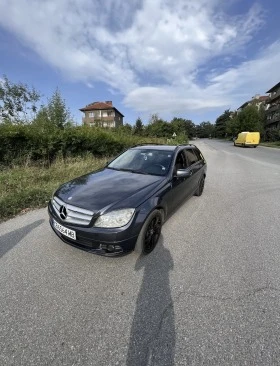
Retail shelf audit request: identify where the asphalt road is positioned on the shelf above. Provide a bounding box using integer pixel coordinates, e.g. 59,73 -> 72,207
1,140 -> 280,366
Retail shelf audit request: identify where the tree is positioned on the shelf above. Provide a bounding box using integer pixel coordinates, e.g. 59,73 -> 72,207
116,123 -> 133,135
196,121 -> 215,138
134,117 -> 144,135
46,89 -> 73,129
215,109 -> 231,137
149,113 -> 160,124
226,105 -> 266,137
32,89 -> 73,130
32,106 -> 53,131
170,118 -> 196,139
0,75 -> 40,123
145,119 -> 173,138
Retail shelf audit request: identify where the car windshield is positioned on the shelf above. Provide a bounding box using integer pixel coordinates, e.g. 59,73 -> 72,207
107,148 -> 173,176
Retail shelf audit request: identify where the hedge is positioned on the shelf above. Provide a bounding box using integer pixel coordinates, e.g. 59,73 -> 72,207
0,125 -> 165,166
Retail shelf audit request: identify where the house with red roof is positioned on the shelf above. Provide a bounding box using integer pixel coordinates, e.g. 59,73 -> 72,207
80,101 -> 124,128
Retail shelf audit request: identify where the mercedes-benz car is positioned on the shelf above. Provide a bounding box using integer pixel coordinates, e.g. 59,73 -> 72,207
48,144 -> 207,256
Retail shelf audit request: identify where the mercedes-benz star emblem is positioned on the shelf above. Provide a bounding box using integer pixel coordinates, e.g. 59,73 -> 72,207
59,205 -> 67,220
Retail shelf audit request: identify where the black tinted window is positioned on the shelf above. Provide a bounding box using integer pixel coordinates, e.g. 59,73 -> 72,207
174,151 -> 188,170
185,149 -> 198,166
192,149 -> 202,161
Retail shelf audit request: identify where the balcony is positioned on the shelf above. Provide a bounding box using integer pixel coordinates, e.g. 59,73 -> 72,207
268,89 -> 280,103
83,117 -> 95,124
266,104 -> 280,114
266,114 -> 280,125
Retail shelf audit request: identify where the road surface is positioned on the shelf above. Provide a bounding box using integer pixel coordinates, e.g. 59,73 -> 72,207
1,140 -> 280,365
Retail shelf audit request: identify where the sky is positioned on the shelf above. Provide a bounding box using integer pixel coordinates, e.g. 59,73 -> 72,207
0,0 -> 280,125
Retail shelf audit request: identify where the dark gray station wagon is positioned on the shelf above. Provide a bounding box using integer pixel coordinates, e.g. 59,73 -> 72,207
48,144 -> 207,256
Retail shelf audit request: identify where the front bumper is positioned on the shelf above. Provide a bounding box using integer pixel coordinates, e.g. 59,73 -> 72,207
48,202 -> 139,256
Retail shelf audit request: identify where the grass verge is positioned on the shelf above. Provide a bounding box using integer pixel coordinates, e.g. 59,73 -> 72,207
0,155 -> 107,221
260,142 -> 280,148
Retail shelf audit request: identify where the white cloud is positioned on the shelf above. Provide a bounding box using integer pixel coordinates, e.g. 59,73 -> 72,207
125,41 -> 280,114
0,0 -> 275,118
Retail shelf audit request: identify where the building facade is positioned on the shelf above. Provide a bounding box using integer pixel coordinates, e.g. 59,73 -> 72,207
80,101 -> 124,128
237,94 -> 269,113
265,82 -> 280,131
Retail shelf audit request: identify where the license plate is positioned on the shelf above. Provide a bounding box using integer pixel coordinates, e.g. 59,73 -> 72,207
53,219 -> 76,240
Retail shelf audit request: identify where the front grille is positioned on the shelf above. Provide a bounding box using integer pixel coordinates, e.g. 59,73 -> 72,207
52,196 -> 94,226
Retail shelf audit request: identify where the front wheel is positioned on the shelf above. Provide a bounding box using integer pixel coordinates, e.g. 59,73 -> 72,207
135,210 -> 163,255
195,176 -> 205,196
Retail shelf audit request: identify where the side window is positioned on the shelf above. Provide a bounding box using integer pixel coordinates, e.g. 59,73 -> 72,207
185,149 -> 198,166
192,149 -> 202,161
174,151 -> 187,170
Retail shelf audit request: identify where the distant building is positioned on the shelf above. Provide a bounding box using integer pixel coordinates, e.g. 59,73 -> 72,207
237,94 -> 269,113
265,82 -> 280,131
80,101 -> 124,128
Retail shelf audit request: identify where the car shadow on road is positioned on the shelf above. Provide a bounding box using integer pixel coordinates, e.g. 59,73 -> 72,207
0,219 -> 45,258
126,238 -> 175,366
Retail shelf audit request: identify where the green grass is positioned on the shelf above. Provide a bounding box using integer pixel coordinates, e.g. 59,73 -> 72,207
0,155 -> 107,221
260,141 -> 280,148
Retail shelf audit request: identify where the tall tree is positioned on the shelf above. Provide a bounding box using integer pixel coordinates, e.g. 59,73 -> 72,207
46,89 -> 72,129
149,113 -> 160,124
0,75 -> 40,123
196,121 -> 215,138
215,109 -> 231,137
134,117 -> 144,135
226,105 -> 266,137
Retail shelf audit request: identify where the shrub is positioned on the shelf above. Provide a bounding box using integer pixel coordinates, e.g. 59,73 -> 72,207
0,124 -> 166,166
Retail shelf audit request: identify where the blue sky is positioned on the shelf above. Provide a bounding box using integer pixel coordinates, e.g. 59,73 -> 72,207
0,0 -> 280,125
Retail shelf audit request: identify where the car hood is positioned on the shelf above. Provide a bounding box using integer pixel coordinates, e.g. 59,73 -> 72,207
55,168 -> 165,212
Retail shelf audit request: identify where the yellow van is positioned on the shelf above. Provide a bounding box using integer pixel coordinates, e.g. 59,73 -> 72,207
234,132 -> 260,148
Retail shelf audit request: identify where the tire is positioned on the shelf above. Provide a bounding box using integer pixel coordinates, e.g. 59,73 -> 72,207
195,176 -> 205,196
134,210 -> 163,255
254,146 -> 257,148
234,142 -> 236,146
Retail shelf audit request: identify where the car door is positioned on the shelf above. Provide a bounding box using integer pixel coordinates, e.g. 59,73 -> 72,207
184,148 -> 202,194
164,149 -> 193,213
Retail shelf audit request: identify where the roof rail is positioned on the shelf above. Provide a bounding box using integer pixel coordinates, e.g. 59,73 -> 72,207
176,143 -> 197,147
130,143 -> 166,147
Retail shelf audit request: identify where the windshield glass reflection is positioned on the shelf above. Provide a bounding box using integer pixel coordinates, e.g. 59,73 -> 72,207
108,149 -> 173,176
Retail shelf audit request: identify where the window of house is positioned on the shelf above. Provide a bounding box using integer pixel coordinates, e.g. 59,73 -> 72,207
89,112 -> 94,118
103,122 -> 108,127
89,122 -> 94,127
107,111 -> 113,116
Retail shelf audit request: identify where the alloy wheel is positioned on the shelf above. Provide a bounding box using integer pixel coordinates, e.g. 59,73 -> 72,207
143,215 -> 162,254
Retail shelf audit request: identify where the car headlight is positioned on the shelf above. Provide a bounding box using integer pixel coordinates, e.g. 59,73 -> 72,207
94,209 -> 135,228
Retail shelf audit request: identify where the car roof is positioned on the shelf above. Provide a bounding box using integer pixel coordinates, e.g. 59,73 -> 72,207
130,144 -> 198,151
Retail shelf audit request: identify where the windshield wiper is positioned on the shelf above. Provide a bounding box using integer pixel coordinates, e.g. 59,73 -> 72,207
113,168 -> 149,175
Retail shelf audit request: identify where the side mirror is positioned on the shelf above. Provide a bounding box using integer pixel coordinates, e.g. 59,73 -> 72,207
175,169 -> 192,178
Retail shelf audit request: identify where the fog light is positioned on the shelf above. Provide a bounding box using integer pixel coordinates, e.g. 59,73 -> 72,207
107,245 -> 115,252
